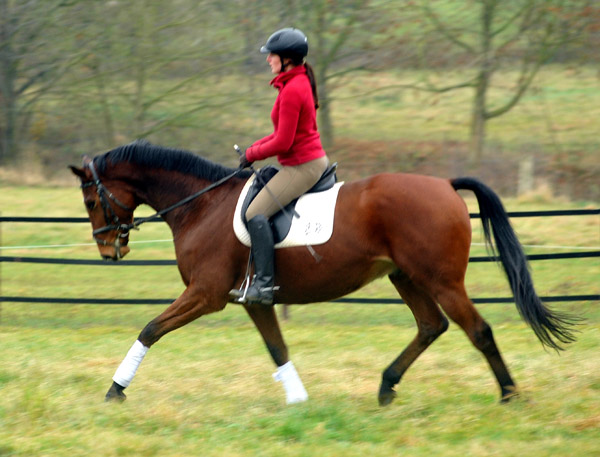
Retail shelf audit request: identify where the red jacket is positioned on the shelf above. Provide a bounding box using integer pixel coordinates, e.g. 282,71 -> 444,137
246,65 -> 326,166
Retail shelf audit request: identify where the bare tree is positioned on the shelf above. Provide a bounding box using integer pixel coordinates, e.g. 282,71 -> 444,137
413,0 -> 591,161
0,0 -> 84,164
88,0 -> 251,140
299,0 -> 379,148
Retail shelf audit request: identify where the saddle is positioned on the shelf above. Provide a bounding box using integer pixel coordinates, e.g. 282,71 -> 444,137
240,163 -> 338,243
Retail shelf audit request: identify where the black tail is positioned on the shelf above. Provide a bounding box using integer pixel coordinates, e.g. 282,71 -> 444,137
452,177 -> 578,351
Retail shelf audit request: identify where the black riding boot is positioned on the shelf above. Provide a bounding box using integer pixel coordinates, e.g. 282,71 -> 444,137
229,215 -> 275,305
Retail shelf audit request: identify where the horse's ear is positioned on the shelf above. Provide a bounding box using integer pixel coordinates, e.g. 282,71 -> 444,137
69,155 -> 93,179
69,165 -> 86,179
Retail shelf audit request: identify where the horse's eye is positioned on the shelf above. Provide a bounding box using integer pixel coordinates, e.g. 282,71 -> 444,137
85,200 -> 96,211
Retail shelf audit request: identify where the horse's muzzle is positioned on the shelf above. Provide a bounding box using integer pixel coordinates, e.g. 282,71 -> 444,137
99,244 -> 130,261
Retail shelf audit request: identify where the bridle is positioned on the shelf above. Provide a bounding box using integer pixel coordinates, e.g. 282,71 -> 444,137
82,158 -> 243,257
83,160 -> 135,258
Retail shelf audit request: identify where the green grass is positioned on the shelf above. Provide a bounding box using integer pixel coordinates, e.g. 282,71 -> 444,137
0,186 -> 599,456
0,308 -> 599,456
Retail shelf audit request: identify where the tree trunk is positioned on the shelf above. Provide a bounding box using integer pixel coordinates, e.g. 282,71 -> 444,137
314,3 -> 333,149
133,1 -> 147,138
0,102 -> 18,165
469,0 -> 495,163
92,62 -> 116,145
318,80 -> 333,149
0,0 -> 17,164
134,62 -> 146,137
469,75 -> 487,163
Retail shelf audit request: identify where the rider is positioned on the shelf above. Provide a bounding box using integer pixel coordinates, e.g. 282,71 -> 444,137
229,27 -> 329,306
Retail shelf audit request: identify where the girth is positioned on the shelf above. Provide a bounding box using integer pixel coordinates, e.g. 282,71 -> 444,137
241,163 -> 338,243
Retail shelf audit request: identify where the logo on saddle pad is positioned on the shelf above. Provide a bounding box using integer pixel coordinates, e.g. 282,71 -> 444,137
233,167 -> 344,249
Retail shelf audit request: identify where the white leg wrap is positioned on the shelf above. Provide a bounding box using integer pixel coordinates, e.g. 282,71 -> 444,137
112,340 -> 149,388
273,361 -> 308,404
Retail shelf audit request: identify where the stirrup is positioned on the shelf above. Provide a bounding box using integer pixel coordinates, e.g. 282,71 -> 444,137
228,288 -> 247,303
245,285 -> 279,306
228,282 -> 279,306
229,278 -> 279,306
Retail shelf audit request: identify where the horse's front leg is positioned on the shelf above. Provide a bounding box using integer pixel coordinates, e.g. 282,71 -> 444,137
105,287 -> 223,402
244,305 -> 308,404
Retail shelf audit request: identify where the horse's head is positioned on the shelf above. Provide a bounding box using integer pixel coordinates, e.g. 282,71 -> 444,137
70,156 -> 135,261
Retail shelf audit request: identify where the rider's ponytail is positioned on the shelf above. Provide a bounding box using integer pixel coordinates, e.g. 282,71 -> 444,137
304,62 -> 319,110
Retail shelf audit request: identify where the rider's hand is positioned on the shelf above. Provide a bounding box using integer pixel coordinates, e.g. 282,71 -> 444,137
239,151 -> 253,169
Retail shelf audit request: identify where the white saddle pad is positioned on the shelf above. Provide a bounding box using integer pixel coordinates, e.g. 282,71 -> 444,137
233,174 -> 344,249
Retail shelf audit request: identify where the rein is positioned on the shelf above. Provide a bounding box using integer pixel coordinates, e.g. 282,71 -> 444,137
85,159 -> 243,251
129,168 -> 243,228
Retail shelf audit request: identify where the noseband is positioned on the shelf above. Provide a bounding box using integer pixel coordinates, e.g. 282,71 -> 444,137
83,160 -> 135,257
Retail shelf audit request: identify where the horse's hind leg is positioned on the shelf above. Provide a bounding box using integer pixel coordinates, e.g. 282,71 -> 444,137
436,284 -> 518,402
244,305 -> 308,404
379,271 -> 449,406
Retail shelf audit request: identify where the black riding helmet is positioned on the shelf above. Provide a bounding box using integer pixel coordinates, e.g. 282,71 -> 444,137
260,28 -> 308,70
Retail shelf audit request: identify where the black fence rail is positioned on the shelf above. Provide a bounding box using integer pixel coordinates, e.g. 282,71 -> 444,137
1,208 -> 599,224
2,250 -> 599,267
1,209 -> 599,305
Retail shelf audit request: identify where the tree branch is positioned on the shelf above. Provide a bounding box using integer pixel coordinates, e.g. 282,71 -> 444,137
422,4 -> 476,54
485,34 -> 552,119
491,0 -> 533,38
333,78 -> 476,101
325,0 -> 369,64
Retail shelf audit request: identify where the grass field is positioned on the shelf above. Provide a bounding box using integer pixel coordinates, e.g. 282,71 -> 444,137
0,186 -> 599,456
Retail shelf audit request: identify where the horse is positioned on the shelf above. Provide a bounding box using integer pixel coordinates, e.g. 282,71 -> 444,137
69,140 -> 577,406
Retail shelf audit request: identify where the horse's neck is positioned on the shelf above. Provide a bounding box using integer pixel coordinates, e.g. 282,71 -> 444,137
130,167 -> 229,231
141,171 -> 189,206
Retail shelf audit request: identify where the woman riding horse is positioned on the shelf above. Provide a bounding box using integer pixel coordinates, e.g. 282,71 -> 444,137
229,27 -> 330,306
70,141 -> 578,405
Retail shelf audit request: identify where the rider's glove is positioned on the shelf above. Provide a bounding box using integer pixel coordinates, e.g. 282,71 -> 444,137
239,151 -> 253,169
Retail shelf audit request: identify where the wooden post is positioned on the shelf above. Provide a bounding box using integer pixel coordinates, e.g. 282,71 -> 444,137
518,155 -> 534,196
279,304 -> 289,321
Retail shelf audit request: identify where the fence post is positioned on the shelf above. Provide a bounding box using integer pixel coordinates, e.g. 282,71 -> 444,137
518,155 -> 535,196
279,304 -> 289,321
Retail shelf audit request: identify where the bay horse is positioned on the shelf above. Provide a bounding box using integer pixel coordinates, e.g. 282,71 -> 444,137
69,141 -> 576,406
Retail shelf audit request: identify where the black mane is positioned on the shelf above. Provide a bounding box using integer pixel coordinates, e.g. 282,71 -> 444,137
95,140 -> 250,181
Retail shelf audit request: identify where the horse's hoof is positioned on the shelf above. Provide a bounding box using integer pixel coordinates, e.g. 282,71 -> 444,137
105,391 -> 126,403
378,389 -> 397,407
500,393 -> 519,403
104,382 -> 127,403
500,385 -> 519,403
